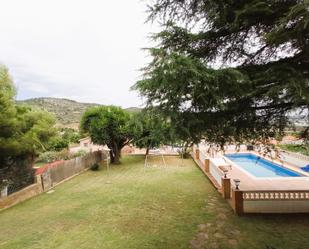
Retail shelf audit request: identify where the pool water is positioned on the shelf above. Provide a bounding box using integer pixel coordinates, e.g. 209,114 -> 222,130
225,153 -> 302,177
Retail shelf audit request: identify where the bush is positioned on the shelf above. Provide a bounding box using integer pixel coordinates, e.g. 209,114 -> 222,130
36,149 -> 89,164
62,128 -> 81,144
36,150 -> 70,163
279,144 -> 309,156
90,163 -> 100,171
72,150 -> 88,158
49,137 -> 69,151
36,151 -> 59,163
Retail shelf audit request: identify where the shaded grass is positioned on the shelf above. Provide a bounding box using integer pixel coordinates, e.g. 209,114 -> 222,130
0,156 -> 308,249
33,162 -> 46,168
279,144 -> 309,156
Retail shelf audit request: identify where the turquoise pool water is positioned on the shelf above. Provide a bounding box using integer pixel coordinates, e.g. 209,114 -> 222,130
225,153 -> 302,177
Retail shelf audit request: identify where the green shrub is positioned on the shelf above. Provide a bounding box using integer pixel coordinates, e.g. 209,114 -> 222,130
49,137 -> 69,151
90,163 -> 100,171
57,149 -> 71,160
279,144 -> 309,156
72,150 -> 88,158
36,149 -> 89,164
62,128 -> 81,144
36,151 -> 59,163
36,150 -> 70,163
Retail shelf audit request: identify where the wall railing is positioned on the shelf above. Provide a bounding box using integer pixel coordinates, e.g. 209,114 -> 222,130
242,190 -> 309,201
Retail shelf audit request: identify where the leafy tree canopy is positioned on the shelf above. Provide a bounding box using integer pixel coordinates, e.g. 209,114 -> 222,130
48,128 -> 81,152
130,111 -> 170,155
80,106 -> 133,164
134,0 -> 309,145
0,66 -> 56,186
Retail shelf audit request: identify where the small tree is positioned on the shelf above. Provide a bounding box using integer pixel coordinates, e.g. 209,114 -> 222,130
130,111 -> 169,155
80,106 -> 133,164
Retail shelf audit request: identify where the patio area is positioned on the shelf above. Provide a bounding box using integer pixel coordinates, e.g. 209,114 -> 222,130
193,145 -> 309,214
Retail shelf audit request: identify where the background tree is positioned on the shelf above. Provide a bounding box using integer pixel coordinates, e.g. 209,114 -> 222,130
130,111 -> 169,155
134,0 -> 309,145
0,66 -> 56,190
168,112 -> 205,157
61,128 -> 81,144
80,106 -> 133,164
48,128 -> 81,152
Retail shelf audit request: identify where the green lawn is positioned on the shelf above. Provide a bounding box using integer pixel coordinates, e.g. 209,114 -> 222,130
33,162 -> 46,168
1,156 -> 309,249
279,144 -> 309,156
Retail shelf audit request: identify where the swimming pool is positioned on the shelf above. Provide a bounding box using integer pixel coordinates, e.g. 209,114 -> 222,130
225,153 -> 302,177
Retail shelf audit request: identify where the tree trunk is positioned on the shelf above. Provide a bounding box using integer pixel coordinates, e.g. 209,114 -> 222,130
113,148 -> 121,164
109,149 -> 114,163
108,141 -> 121,164
108,141 -> 126,164
145,148 -> 150,156
182,141 -> 191,158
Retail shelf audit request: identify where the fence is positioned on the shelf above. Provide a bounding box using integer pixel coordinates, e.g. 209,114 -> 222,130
0,175 -> 43,210
0,150 -> 105,210
40,150 -> 104,190
192,145 -> 309,214
0,167 -> 35,197
7,173 -> 35,195
285,151 -> 309,161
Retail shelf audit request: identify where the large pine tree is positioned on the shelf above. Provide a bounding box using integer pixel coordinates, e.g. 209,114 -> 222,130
134,0 -> 309,145
0,66 -> 56,190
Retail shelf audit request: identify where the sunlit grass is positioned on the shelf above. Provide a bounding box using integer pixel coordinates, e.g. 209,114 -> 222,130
0,156 -> 309,249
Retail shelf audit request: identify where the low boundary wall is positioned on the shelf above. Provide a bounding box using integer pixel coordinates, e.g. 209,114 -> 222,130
242,190 -> 309,213
0,151 -> 105,211
0,175 -> 43,210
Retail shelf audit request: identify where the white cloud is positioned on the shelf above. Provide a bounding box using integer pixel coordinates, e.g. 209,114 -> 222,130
0,0 -> 159,107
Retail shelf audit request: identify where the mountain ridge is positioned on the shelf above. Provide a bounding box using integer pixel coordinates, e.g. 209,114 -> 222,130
17,97 -> 142,129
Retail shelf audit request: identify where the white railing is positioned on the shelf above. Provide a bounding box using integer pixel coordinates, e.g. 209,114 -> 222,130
242,190 -> 309,213
281,151 -> 309,162
209,160 -> 223,187
243,190 -> 309,200
199,150 -> 207,163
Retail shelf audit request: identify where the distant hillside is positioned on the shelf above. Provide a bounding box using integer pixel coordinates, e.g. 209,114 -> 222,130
125,107 -> 142,113
17,97 -> 142,129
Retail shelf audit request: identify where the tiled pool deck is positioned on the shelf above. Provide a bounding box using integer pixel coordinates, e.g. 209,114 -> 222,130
223,152 -> 309,191
195,149 -> 309,191
193,147 -> 309,213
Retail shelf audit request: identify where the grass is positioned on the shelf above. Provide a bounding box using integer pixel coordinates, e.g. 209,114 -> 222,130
33,162 -> 46,168
279,144 -> 309,156
0,156 -> 309,249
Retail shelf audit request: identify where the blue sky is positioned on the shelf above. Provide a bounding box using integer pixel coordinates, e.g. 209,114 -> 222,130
0,0 -> 159,108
